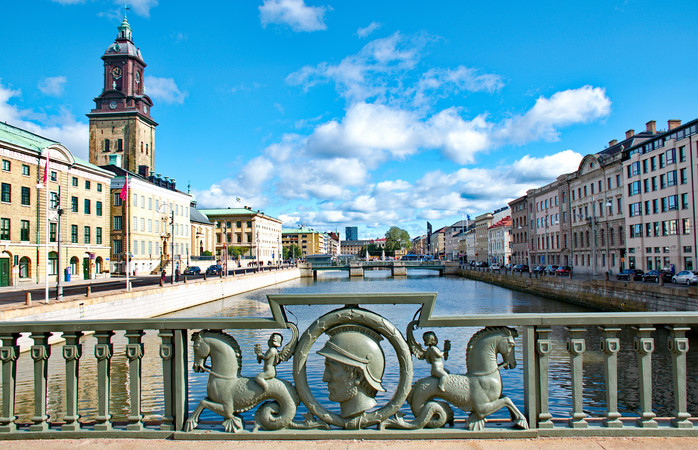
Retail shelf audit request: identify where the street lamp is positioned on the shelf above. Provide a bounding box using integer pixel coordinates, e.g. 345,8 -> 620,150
158,203 -> 175,284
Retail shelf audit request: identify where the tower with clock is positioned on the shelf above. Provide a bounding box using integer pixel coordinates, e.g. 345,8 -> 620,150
87,13 -> 157,175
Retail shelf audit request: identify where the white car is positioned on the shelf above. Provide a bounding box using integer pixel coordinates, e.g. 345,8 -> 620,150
490,264 -> 501,271
672,270 -> 698,286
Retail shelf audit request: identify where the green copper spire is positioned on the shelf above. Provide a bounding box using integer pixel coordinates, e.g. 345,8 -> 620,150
117,7 -> 132,41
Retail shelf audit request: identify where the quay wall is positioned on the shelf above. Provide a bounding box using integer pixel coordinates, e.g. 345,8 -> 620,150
459,268 -> 698,312
1,268 -> 300,324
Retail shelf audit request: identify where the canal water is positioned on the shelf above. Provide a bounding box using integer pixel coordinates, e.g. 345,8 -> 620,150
8,270 -> 698,427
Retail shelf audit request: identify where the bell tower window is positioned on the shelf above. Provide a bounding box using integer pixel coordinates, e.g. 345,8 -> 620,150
104,139 -> 110,152
117,139 -> 123,152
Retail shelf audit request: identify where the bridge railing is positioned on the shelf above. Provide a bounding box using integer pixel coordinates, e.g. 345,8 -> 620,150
0,309 -> 695,438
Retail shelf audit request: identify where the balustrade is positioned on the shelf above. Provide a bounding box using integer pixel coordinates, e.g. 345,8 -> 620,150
0,296 -> 694,439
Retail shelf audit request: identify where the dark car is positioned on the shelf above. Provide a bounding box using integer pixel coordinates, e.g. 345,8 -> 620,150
555,266 -> 572,276
641,270 -> 673,283
532,265 -> 545,274
183,266 -> 201,275
616,269 -> 644,281
205,264 -> 223,276
513,264 -> 529,272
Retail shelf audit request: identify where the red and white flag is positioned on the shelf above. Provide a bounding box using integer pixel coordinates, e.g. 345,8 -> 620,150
120,175 -> 129,201
42,150 -> 50,184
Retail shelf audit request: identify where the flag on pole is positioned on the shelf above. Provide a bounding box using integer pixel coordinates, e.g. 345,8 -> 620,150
120,175 -> 129,201
42,150 -> 50,184
467,214 -> 471,221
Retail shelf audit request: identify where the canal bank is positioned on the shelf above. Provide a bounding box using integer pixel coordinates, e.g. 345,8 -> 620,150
459,267 -> 698,311
0,268 -> 301,324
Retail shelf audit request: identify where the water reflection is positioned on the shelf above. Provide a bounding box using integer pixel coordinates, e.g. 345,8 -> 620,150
5,271 -> 697,427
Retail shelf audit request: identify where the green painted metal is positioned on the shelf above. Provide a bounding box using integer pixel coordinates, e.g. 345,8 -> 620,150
0,293 -> 695,439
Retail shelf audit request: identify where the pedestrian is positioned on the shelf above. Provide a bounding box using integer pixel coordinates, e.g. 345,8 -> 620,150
175,267 -> 180,282
161,269 -> 166,283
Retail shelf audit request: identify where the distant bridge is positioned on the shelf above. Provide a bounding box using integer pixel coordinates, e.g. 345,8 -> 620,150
299,260 -> 459,278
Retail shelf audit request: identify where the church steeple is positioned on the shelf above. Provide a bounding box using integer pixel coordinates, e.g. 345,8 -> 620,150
87,15 -> 157,175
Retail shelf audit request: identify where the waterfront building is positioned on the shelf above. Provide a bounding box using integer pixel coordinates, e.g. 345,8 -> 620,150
104,164 -> 191,275
464,228 -> 476,263
201,207 -> 282,265
284,227 -> 331,258
410,235 -> 426,255
87,15 -> 157,175
444,219 -> 471,261
345,226 -> 358,241
488,216 -> 512,265
0,122 -> 113,286
568,123 -> 659,275
189,199 -> 215,262
474,213 -> 493,263
339,239 -> 372,257
509,195 -> 529,265
430,226 -> 447,259
621,119 -> 698,272
527,177 -> 568,267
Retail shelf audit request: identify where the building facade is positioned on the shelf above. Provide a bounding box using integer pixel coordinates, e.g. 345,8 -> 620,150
0,122 -> 113,286
189,201 -> 215,262
488,216 -> 512,265
474,213 -> 493,263
105,165 -> 192,275
622,119 -> 698,272
201,208 -> 283,266
528,178 -> 566,267
284,228 -> 328,257
345,226 -> 358,241
509,195 -> 529,265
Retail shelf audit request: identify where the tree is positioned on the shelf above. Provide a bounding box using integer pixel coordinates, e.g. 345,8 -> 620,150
283,244 -> 302,260
227,246 -> 248,259
385,227 -> 410,254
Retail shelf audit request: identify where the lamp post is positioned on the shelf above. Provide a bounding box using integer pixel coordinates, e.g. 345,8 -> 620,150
55,187 -> 63,301
159,203 -> 175,284
256,230 -> 260,271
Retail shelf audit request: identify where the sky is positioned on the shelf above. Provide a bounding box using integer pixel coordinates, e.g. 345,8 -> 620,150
2,1 -> 697,240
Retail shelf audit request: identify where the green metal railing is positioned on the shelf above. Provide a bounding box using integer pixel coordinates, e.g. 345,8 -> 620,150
0,293 -> 695,439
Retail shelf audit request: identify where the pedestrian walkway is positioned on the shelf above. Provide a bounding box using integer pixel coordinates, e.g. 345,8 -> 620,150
14,437 -> 698,449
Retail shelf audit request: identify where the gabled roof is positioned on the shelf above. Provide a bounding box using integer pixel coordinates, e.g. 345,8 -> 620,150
488,216 -> 512,230
190,207 -> 212,225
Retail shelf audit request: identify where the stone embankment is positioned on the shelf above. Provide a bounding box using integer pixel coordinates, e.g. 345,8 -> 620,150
1,268 -> 300,323
460,268 -> 698,311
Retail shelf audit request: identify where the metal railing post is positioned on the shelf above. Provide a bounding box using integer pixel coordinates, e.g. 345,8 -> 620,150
30,332 -> 52,432
667,326 -> 692,428
0,333 -> 20,433
566,327 -> 588,428
62,332 -> 84,431
600,327 -> 622,428
634,326 -> 657,428
94,330 -> 115,431
535,327 -> 553,428
125,330 -> 145,431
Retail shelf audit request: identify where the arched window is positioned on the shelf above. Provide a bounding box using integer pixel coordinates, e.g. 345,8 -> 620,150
19,256 -> 30,279
49,252 -> 58,276
70,257 -> 79,276
95,256 -> 103,274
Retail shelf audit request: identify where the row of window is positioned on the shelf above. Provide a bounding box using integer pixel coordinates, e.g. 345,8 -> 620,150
629,219 -> 692,238
113,193 -> 188,219
216,220 -> 253,229
627,147 -> 686,179
0,218 -> 102,244
570,174 -> 622,202
2,159 -> 104,190
628,194 -> 691,217
2,160 -> 31,176
628,169 -> 688,197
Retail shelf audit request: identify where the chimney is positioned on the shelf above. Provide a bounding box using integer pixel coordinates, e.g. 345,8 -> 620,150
668,119 -> 681,130
625,129 -> 634,139
646,120 -> 656,133
609,139 -> 617,147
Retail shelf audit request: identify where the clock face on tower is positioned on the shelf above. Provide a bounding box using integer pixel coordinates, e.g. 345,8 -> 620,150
111,66 -> 123,79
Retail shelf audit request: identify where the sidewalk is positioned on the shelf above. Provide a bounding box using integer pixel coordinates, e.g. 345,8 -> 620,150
13,437 -> 698,449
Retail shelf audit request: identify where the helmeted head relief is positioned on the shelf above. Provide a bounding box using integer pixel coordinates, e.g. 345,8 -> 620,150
317,324 -> 386,392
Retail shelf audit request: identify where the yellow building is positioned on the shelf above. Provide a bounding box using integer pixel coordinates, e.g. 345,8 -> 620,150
0,122 -> 113,286
283,228 -> 329,257
199,207 -> 282,266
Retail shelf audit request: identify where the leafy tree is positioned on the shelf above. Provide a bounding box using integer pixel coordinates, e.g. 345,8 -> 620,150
385,227 -> 410,253
202,250 -> 212,257
227,246 -> 248,258
283,244 -> 302,259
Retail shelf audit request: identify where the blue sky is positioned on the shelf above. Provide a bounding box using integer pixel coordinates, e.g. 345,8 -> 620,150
2,1 -> 697,240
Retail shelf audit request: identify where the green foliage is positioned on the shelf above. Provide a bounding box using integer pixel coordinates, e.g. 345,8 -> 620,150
385,227 -> 410,253
227,246 -> 248,258
202,250 -> 213,257
283,244 -> 302,259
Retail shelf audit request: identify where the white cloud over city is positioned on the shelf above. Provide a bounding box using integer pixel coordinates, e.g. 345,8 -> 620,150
259,0 -> 328,32
143,76 -> 187,104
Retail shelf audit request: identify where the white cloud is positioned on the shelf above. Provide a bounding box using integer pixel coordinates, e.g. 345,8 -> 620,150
424,109 -> 493,165
143,76 -> 187,104
357,22 -> 380,38
0,81 -> 88,159
508,149 -> 583,182
38,76 -> 67,97
122,0 -> 158,17
259,0 -> 328,32
500,85 -> 611,145
51,0 -> 85,5
412,66 -> 504,106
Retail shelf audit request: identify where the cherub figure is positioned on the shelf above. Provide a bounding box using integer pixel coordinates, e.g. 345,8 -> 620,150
254,333 -> 283,391
422,331 -> 450,391
407,320 -> 451,391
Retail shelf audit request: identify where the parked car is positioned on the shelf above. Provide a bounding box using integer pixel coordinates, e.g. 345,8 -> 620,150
205,264 -> 223,276
545,265 -> 559,275
513,264 -> 529,272
641,270 -> 673,283
616,269 -> 644,281
532,265 -> 546,274
672,270 -> 698,286
490,263 -> 502,271
555,266 -> 572,276
183,266 -> 201,275
504,263 -> 513,271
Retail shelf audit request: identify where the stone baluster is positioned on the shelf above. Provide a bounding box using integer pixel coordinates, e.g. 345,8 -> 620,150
633,326 -> 657,428
94,330 -> 115,431
535,327 -> 553,428
0,333 -> 20,433
600,327 -> 622,428
667,326 -> 692,428
566,327 -> 587,428
125,330 -> 146,431
30,332 -> 52,432
62,332 -> 84,431
158,330 -> 175,431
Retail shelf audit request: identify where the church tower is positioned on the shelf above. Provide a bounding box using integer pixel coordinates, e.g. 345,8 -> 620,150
88,14 -> 157,175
